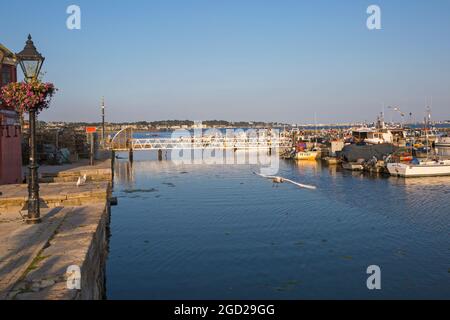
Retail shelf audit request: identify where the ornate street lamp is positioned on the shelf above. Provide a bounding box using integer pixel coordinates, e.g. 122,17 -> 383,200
16,35 -> 45,82
16,35 -> 45,224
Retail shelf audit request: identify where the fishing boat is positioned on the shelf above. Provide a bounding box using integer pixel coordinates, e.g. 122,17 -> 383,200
290,140 -> 319,160
364,130 -> 393,145
351,115 -> 398,145
387,160 -> 450,177
293,150 -> 318,160
387,107 -> 450,177
342,162 -> 364,171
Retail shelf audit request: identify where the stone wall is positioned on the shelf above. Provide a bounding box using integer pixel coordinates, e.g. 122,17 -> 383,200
78,202 -> 110,300
7,202 -> 111,300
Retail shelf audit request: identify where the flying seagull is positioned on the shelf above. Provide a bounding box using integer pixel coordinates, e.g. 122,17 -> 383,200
253,172 -> 317,190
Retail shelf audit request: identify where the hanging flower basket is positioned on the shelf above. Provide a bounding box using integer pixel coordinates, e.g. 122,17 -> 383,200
0,79 -> 57,114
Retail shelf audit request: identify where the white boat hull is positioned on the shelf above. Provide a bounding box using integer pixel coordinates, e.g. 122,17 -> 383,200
435,137 -> 450,147
342,162 -> 364,171
387,162 -> 450,177
365,138 -> 386,145
435,143 -> 450,147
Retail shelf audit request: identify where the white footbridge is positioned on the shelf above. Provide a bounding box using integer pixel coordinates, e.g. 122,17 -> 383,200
109,127 -> 292,151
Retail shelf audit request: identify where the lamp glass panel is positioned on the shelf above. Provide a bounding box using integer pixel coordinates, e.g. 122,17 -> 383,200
21,60 -> 39,79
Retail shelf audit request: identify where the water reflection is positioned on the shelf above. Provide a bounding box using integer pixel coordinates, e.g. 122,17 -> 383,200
291,159 -> 322,176
389,175 -> 450,187
114,160 -> 135,187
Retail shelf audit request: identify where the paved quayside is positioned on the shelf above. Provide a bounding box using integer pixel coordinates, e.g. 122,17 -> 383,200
0,159 -> 113,300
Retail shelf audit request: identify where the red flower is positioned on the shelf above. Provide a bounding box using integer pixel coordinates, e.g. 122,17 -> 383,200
0,79 -> 57,114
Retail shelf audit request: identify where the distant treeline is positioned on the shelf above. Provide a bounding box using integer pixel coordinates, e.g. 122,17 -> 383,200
38,120 -> 285,127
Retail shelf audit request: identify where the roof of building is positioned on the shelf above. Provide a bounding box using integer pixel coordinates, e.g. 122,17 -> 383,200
0,43 -> 17,65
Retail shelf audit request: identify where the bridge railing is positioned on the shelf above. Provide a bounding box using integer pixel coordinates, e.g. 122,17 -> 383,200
109,127 -> 134,150
109,127 -> 293,151
130,136 -> 292,150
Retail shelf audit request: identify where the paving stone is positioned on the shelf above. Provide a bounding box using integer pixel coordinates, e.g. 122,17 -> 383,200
1,160 -> 111,300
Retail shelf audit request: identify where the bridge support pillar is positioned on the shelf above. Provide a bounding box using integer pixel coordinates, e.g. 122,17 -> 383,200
158,149 -> 163,161
129,148 -> 134,163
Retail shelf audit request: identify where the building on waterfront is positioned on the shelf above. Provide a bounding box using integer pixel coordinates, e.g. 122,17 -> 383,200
0,44 -> 17,86
0,43 -> 22,184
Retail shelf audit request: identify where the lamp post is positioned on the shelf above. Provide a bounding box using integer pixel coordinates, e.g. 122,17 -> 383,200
16,35 -> 45,224
101,97 -> 105,147
388,106 -> 405,128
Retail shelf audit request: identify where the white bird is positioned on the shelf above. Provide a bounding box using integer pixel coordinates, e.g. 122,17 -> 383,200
76,174 -> 87,187
253,172 -> 316,190
272,177 -> 284,184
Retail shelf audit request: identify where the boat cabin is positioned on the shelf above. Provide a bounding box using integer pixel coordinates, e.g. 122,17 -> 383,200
351,127 -> 394,145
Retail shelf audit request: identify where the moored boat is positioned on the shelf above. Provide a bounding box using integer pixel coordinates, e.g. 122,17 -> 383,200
342,162 -> 364,171
387,159 -> 450,177
435,136 -> 450,147
294,150 -> 318,160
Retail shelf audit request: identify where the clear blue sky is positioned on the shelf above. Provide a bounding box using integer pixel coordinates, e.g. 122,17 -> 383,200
1,0 -> 450,123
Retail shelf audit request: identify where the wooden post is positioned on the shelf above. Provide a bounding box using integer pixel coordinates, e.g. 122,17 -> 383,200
158,149 -> 163,161
90,133 -> 94,166
129,147 -> 133,163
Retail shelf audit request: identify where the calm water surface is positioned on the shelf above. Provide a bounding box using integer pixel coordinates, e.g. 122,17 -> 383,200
106,151 -> 450,299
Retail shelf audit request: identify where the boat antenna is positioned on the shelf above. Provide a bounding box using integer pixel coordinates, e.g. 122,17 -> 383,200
314,112 -> 317,134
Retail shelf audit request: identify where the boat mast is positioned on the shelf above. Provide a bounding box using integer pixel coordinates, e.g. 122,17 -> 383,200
314,112 -> 317,146
426,106 -> 431,160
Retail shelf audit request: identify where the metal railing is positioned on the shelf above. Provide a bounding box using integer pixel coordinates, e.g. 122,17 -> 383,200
109,127 -> 292,151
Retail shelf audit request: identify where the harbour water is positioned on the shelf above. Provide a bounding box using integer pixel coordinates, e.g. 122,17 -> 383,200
106,150 -> 450,299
